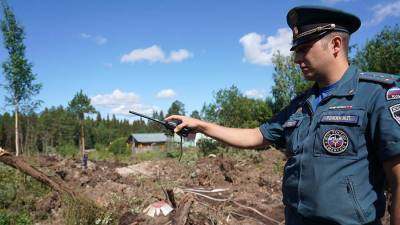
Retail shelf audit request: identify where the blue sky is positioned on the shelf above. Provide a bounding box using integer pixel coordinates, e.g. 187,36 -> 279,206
0,0 -> 399,119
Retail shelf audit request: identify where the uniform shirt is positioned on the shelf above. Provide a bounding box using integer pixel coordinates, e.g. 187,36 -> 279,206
312,82 -> 338,112
259,65 -> 400,225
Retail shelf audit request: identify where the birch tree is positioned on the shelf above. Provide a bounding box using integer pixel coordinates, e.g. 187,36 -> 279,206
0,2 -> 42,156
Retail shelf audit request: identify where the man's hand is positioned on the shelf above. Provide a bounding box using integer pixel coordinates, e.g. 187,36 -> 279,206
384,155 -> 400,225
165,115 -> 205,134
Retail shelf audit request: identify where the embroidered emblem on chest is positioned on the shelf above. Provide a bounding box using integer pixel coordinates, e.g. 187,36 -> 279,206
389,104 -> 400,126
386,87 -> 400,101
322,129 -> 349,154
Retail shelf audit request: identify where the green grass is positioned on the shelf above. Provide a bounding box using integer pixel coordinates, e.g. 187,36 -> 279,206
0,164 -> 50,225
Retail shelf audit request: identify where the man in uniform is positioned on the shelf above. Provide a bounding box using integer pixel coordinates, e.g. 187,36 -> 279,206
166,5 -> 400,225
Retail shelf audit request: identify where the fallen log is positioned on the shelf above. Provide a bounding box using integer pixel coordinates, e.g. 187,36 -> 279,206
0,148 -> 106,225
0,148 -> 77,198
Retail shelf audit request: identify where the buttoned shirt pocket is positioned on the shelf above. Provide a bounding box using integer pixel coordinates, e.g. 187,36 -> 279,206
313,109 -> 366,159
283,113 -> 304,156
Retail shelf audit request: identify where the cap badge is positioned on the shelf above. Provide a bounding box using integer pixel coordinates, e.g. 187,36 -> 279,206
293,26 -> 299,37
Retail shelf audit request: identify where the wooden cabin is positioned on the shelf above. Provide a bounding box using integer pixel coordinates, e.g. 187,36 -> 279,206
127,133 -> 169,153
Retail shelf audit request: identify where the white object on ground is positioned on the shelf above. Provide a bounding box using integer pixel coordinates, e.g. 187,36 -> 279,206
143,200 -> 173,217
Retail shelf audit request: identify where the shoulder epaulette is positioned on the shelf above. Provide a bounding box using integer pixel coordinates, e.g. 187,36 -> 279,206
359,72 -> 400,86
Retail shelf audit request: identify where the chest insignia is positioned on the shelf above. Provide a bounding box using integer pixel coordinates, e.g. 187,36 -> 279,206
323,129 -> 349,154
283,120 -> 298,128
389,104 -> 400,126
386,87 -> 400,101
320,115 -> 358,124
328,105 -> 353,110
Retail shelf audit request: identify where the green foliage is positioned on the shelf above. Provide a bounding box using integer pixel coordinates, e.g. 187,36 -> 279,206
134,150 -> 167,161
0,210 -> 10,225
0,1 -> 42,155
190,110 -> 201,119
166,149 -> 181,158
67,90 -> 96,120
0,166 -> 16,208
0,165 -> 50,225
271,52 -> 313,113
15,211 -> 32,225
56,144 -> 79,157
201,85 -> 272,128
197,138 -> 220,156
109,137 -> 129,155
68,90 -> 97,154
167,100 -> 185,116
227,149 -> 264,164
353,24 -> 400,74
63,195 -> 112,225
0,2 -> 42,106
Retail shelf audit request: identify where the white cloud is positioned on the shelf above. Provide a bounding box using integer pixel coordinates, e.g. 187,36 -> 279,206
366,1 -> 400,26
239,28 -> 292,66
80,33 -> 108,45
120,45 -> 193,64
91,89 -> 158,116
245,89 -> 267,99
167,49 -> 192,62
80,33 -> 91,39
121,45 -> 165,63
156,89 -> 177,99
94,36 -> 108,45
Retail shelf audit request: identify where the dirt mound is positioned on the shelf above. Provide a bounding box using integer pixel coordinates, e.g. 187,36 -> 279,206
28,150 -> 287,224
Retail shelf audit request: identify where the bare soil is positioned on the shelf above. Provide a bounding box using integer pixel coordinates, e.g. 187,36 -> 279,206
28,149 -> 390,225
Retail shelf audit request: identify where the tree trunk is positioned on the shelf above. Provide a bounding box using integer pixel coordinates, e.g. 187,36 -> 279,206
15,102 -> 19,156
80,118 -> 85,155
0,148 -> 77,198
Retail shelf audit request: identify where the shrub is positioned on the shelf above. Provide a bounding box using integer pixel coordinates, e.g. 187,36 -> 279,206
109,138 -> 129,155
197,138 -> 220,156
94,143 -> 107,152
56,144 -> 79,157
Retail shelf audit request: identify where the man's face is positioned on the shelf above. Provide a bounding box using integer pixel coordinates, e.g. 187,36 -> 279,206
293,39 -> 330,81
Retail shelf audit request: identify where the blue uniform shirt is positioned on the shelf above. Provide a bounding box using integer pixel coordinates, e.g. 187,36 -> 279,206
312,82 -> 338,112
260,65 -> 400,225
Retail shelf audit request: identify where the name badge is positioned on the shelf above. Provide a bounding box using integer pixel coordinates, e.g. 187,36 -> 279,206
320,115 -> 359,124
282,120 -> 298,128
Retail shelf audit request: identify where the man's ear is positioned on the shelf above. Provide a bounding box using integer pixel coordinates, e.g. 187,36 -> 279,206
331,36 -> 343,57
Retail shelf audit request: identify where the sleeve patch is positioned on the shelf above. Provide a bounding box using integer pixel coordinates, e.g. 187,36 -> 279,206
389,103 -> 400,126
386,86 -> 400,100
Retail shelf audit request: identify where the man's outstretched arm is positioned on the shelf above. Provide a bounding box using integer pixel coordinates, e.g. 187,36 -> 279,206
165,115 -> 269,149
